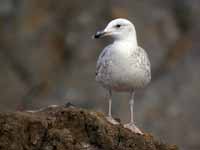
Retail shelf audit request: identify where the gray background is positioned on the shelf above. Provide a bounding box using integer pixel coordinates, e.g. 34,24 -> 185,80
0,0 -> 199,149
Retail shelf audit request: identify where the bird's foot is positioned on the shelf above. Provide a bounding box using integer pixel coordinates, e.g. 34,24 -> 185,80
124,122 -> 143,134
106,116 -> 119,125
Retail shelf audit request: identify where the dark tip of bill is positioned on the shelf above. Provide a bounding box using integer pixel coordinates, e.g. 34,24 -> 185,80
93,31 -> 103,39
92,34 -> 98,39
94,33 -> 100,39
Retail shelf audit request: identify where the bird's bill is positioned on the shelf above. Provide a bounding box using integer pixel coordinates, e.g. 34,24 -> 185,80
93,30 -> 111,39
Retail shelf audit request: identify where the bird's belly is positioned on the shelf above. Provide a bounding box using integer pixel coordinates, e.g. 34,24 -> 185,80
110,68 -> 149,91
96,60 -> 150,91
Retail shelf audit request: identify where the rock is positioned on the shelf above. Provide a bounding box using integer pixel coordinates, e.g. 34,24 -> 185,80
0,105 -> 178,150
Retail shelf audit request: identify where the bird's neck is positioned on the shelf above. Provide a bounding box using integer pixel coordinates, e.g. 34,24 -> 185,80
113,36 -> 138,50
113,29 -> 138,49
110,36 -> 138,57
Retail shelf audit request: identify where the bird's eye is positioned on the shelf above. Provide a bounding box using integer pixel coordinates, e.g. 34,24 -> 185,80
116,24 -> 121,28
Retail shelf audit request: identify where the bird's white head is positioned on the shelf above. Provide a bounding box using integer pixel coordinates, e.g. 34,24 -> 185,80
94,18 -> 137,45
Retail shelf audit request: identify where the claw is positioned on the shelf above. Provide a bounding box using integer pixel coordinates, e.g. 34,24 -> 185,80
106,116 -> 119,125
124,123 -> 143,134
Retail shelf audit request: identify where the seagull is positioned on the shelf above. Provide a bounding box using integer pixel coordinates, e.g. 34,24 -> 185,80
94,18 -> 151,134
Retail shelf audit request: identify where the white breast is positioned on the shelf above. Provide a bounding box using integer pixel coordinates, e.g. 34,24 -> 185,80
96,42 -> 151,92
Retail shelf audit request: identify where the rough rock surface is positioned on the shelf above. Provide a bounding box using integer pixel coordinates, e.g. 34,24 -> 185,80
0,105 -> 178,150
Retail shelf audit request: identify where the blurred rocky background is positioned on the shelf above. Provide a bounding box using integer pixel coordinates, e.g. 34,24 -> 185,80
0,0 -> 199,150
